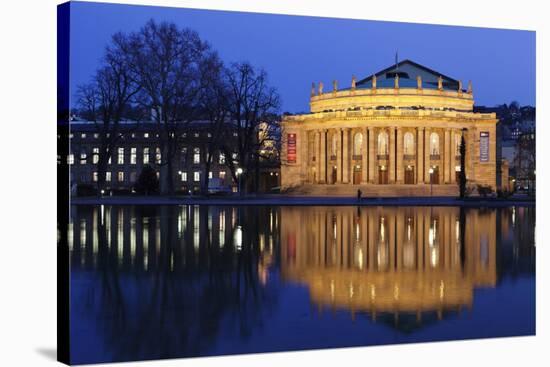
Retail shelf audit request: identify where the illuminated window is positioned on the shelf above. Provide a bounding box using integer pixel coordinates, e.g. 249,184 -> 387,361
130,147 -> 137,164
377,131 -> 389,155
118,172 -> 124,182
219,152 -> 225,164
93,133 -> 99,139
131,133 -> 136,138
194,171 -> 200,182
194,132 -> 199,138
92,172 -> 98,182
106,172 -> 111,182
117,148 -> 124,164
143,147 -> 150,164
181,172 -> 187,181
233,132 -> 238,137
208,171 -> 213,179
193,148 -> 200,164
81,133 -> 86,139
144,133 -> 149,138
430,133 -> 440,155
67,154 -> 74,165
404,132 -> 415,155
353,132 -> 362,156
219,171 -> 226,181
80,153 -> 87,165
92,147 -> 99,164
207,132 -> 212,138
155,147 -> 161,164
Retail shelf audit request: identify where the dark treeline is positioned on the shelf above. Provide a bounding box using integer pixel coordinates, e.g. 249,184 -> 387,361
75,20 -> 281,196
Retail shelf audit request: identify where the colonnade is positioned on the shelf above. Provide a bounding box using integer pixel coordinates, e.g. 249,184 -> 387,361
306,126 -> 472,185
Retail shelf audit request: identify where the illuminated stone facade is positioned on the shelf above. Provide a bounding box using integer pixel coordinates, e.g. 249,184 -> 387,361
281,60 -> 499,196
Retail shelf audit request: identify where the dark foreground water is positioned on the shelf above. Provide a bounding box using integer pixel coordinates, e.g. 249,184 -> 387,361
68,205 -> 535,364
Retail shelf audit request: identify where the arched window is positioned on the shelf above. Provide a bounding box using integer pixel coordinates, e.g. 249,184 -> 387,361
430,132 -> 440,155
404,132 -> 415,155
331,133 -> 338,156
353,132 -> 363,156
377,131 -> 389,155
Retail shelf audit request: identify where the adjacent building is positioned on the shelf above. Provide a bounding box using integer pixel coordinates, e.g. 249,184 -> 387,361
281,60 -> 504,196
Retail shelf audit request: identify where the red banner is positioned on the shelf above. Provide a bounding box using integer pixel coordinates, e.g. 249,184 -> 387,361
287,133 -> 296,163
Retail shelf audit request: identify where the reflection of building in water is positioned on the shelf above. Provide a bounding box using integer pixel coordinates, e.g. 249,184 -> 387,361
68,205 -> 279,274
280,206 -> 497,318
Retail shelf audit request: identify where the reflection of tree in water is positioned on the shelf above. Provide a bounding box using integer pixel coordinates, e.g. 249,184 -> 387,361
71,205 -> 278,363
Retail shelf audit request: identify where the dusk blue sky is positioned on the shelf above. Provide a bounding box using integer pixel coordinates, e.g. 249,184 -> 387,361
68,1 -> 536,113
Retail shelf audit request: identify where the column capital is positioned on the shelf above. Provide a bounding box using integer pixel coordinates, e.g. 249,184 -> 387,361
418,126 -> 425,131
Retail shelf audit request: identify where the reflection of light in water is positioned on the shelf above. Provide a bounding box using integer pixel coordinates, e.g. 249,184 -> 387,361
93,210 -> 98,265
455,219 -> 461,264
233,225 -> 242,251
208,210 -> 213,243
130,218 -> 136,264
68,222 -> 73,251
106,207 -> 111,248
170,253 -> 174,272
194,206 -> 200,251
377,244 -> 388,268
330,280 -> 335,300
117,210 -> 124,264
355,246 -> 364,270
430,246 -> 439,267
480,235 -> 489,268
219,211 -> 226,248
394,285 -> 399,300
80,219 -> 86,246
100,204 -> 105,225
270,210 -> 273,233
403,244 -> 414,269
155,218 -> 160,255
260,234 -> 265,251
333,218 -> 337,239
355,221 -> 360,241
439,280 -> 445,300
512,207 -> 516,226
269,235 -> 273,254
349,283 -> 354,298
143,217 -> 149,270
370,285 -> 376,300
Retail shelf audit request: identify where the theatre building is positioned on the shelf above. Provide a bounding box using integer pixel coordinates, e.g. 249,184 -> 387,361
281,60 -> 501,196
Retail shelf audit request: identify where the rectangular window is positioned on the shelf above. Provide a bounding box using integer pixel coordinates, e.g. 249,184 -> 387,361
143,147 -> 150,164
68,154 -> 74,165
194,132 -> 199,138
117,148 -> 124,164
106,172 -> 111,182
219,171 -> 226,181
81,133 -> 86,139
93,133 -> 99,139
130,171 -> 137,182
131,133 -> 136,138
155,147 -> 161,164
144,133 -> 149,138
80,153 -> 87,165
130,147 -> 137,164
233,132 -> 238,137
193,147 -> 200,164
194,171 -> 200,182
219,153 -> 225,164
208,171 -> 213,179
92,147 -> 99,164
118,172 -> 124,182
92,172 -> 98,182
108,156 -> 111,165
207,132 -> 212,138
181,172 -> 187,181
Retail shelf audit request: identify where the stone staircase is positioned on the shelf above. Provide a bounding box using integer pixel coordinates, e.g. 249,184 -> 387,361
284,183 -> 458,197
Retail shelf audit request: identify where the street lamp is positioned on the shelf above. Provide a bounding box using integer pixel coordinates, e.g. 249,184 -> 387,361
429,167 -> 434,197
236,167 -> 243,195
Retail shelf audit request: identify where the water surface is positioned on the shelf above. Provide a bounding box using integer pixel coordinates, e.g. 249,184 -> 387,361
68,205 -> 535,364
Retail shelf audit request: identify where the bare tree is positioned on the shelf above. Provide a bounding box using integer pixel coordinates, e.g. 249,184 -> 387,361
222,62 -> 280,194
112,20 -> 211,195
195,53 -> 231,195
75,41 -> 141,195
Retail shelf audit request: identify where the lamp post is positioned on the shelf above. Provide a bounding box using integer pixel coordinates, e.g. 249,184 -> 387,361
429,167 -> 434,197
236,167 -> 243,195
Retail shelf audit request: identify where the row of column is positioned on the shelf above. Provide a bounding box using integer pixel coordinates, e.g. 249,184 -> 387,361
309,126 -> 466,185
